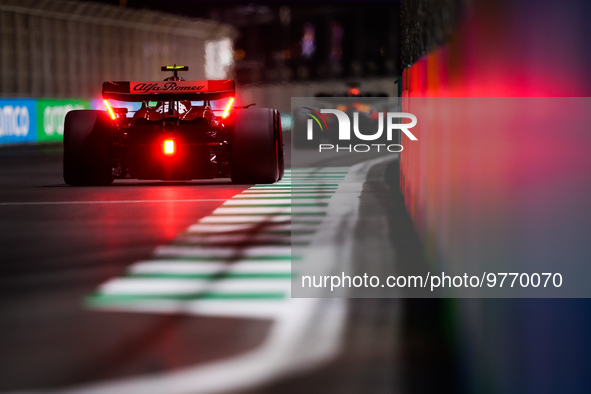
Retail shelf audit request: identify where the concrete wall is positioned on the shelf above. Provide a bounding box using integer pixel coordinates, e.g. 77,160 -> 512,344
0,0 -> 237,99
401,0 -> 591,392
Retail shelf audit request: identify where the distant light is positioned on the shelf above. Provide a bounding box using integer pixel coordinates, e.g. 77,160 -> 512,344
301,23 -> 316,58
234,49 -> 246,61
353,102 -> 371,113
163,139 -> 175,155
222,97 -> 234,118
103,99 -> 116,120
348,88 -> 360,96
280,49 -> 291,59
330,22 -> 343,62
205,38 -> 233,79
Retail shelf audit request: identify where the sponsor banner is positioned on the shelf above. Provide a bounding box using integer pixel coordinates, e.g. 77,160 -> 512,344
37,99 -> 90,142
0,99 -> 37,144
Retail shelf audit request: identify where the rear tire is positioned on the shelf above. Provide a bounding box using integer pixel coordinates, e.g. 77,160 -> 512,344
63,110 -> 114,186
275,109 -> 285,181
230,108 -> 284,184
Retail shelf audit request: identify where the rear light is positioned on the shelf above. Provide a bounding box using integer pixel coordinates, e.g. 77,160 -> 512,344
163,139 -> 175,155
222,97 -> 234,118
103,99 -> 116,120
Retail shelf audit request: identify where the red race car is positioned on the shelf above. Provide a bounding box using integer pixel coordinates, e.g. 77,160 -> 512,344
63,65 -> 284,185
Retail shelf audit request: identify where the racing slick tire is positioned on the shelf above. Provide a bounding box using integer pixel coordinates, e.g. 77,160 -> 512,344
63,110 -> 114,186
230,108 -> 284,184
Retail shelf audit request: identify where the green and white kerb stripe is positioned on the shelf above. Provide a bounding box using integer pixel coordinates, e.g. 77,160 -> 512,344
86,167 -> 349,319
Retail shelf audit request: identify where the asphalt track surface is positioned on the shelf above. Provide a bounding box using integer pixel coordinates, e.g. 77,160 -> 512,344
0,140 -> 455,393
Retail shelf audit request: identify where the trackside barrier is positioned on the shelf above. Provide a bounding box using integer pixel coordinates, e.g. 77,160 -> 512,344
0,98 -> 91,145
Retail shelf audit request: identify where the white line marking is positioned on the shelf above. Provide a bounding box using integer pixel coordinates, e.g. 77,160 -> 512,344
130,259 -> 291,267
0,199 -> 228,206
249,184 -> 338,188
66,298 -> 345,394
174,233 -> 310,244
213,207 -> 325,214
253,179 -> 342,185
92,300 -> 287,319
213,207 -> 294,214
242,188 -> 336,192
154,245 -> 291,258
99,278 -> 290,295
185,223 -> 316,232
273,181 -> 338,185
223,199 -> 327,205
129,262 -> 291,275
197,215 -> 322,223
286,168 -> 348,173
282,176 -> 346,179
234,194 -> 333,198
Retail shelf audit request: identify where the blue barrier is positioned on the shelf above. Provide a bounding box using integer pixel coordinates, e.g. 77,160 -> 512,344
0,99 -> 38,144
0,98 -> 93,145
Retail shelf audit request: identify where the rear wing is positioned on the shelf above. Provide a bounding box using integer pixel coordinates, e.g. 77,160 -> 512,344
102,80 -> 235,102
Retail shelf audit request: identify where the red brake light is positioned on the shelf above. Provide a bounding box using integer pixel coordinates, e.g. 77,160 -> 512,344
103,99 -> 116,120
163,139 -> 175,155
222,97 -> 234,118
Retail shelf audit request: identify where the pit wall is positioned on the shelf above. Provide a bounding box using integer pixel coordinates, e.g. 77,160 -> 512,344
401,0 -> 591,392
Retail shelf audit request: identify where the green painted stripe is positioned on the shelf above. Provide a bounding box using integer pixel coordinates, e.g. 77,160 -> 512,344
252,184 -> 340,188
210,212 -> 326,216
287,220 -> 323,224
87,292 -> 287,303
247,188 -> 338,190
126,272 -> 292,280
146,258 -> 294,264
181,230 -> 308,236
169,241 -> 307,247
286,229 -> 317,235
283,176 -> 346,179
182,229 -> 316,236
188,220 -> 323,226
224,203 -> 329,207
210,213 -> 294,216
179,230 -> 316,239
189,221 -> 322,226
235,196 -> 332,200
286,172 -> 348,174
244,189 -> 338,191
241,191 -> 336,194
250,185 -> 339,188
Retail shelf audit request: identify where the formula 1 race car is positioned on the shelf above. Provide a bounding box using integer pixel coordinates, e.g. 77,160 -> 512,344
63,65 -> 284,185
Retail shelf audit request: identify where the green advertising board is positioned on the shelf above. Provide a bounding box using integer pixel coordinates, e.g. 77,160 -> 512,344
36,99 -> 90,142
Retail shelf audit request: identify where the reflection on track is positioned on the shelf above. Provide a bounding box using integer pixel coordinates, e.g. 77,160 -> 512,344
89,169 -> 346,319
47,169 -> 349,393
